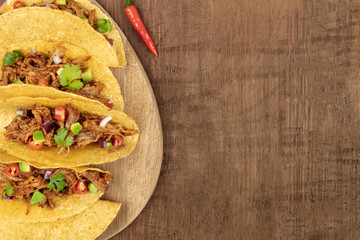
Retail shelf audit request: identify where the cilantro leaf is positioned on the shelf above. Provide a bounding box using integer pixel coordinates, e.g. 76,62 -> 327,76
98,27 -> 107,33
6,181 -> 13,196
3,52 -> 16,66
105,20 -> 112,32
47,174 -> 66,192
64,136 -> 74,147
68,80 -> 84,91
97,19 -> 112,33
30,191 -> 45,205
12,50 -> 23,60
54,128 -> 74,147
59,64 -> 82,90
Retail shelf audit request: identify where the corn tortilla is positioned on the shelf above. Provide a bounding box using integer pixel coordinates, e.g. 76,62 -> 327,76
0,40 -> 123,111
0,97 -> 139,167
0,200 -> 121,240
0,7 -> 122,67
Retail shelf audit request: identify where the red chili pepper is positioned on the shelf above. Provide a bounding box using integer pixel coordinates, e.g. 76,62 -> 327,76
13,1 -> 25,9
75,180 -> 88,194
125,0 -> 158,56
28,137 -> 44,151
5,164 -> 20,177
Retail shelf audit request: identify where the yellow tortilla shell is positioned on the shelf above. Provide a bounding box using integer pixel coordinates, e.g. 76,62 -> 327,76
0,151 -> 110,223
1,0 -> 126,67
0,200 -> 121,240
0,7 -> 121,67
0,40 -> 124,111
0,97 -> 139,167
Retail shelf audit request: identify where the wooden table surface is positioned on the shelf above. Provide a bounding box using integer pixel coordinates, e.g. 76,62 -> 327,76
2,0 -> 360,239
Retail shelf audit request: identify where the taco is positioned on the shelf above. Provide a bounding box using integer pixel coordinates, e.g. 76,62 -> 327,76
0,97 -> 139,167
0,40 -> 123,111
0,200 -> 121,240
0,158 -> 112,223
0,6 -> 124,67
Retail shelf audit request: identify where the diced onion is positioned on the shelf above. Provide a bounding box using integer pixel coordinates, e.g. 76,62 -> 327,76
42,120 -> 55,134
108,39 -> 114,46
99,116 -> 112,127
25,109 -> 34,118
57,67 -> 64,75
16,109 -> 24,116
3,195 -> 14,200
98,138 -> 107,148
44,170 -> 52,180
30,48 -> 36,54
52,55 -> 62,64
44,4 -> 51,8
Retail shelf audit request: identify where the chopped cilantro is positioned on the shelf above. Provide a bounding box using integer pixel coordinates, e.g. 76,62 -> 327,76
47,174 -> 66,192
12,50 -> 23,60
54,128 -> 74,147
97,19 -> 112,33
3,50 -> 23,66
30,191 -> 46,205
59,64 -> 83,90
3,52 -> 15,66
6,181 -> 13,196
68,80 -> 84,91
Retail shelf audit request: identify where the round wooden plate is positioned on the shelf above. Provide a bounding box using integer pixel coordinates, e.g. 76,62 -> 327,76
89,1 -> 163,239
1,1 -> 163,239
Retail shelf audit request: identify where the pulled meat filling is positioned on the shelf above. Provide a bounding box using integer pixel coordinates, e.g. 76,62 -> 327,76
0,163 -> 112,211
32,0 -> 97,29
0,47 -> 107,103
4,104 -> 137,153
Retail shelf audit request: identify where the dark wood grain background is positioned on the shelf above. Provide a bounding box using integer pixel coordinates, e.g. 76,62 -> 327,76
3,0 -> 360,239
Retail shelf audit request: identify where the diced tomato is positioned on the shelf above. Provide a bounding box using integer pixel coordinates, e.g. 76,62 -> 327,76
112,137 -> 124,147
75,180 -> 88,194
28,137 -> 44,151
13,1 -> 25,9
5,164 -> 20,177
55,106 -> 66,122
38,79 -> 49,86
105,100 -> 114,109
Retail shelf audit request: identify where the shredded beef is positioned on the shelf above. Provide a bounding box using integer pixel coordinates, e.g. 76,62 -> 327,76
5,104 -> 138,151
0,163 -> 111,212
65,104 -> 80,129
0,47 -> 107,103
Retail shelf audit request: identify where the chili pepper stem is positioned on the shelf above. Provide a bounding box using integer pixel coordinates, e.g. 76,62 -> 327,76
125,0 -> 132,7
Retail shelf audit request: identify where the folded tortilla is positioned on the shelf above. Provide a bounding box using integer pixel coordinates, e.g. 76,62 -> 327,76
0,200 -> 121,240
0,151 -> 111,223
0,96 -> 139,167
0,40 -> 124,111
0,7 -> 124,67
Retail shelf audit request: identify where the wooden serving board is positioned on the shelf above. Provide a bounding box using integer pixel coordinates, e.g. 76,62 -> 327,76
1,1 -> 163,239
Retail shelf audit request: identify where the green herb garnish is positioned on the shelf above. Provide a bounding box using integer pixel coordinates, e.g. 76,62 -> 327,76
54,128 -> 74,147
30,191 -> 46,205
97,19 -> 112,33
47,174 -> 66,192
12,50 -> 23,60
3,50 -> 23,66
6,181 -> 13,196
11,78 -> 23,84
59,64 -> 83,90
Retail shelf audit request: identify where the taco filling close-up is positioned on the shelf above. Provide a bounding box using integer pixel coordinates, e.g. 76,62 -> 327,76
0,46 -> 115,108
0,162 -> 111,213
4,103 -> 137,154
